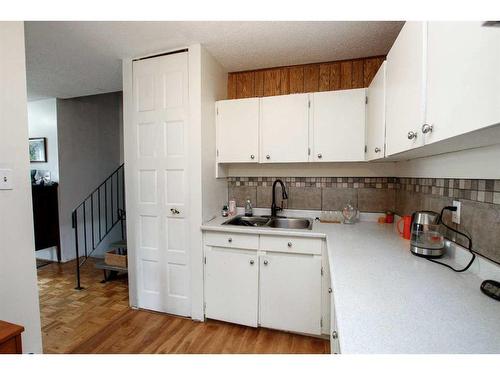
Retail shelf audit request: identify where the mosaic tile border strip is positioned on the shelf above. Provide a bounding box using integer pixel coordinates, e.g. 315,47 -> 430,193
227,177 -> 397,189
227,177 -> 500,205
398,177 -> 500,204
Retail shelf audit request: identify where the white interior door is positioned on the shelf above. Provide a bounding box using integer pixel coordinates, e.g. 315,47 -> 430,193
425,22 -> 500,144
205,247 -> 259,327
366,62 -> 386,161
216,98 -> 259,163
385,21 -> 426,156
311,89 -> 366,162
259,253 -> 322,335
260,93 -> 309,163
130,52 -> 190,316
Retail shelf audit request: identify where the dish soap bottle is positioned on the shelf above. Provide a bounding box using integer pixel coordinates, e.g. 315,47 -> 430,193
244,199 -> 253,217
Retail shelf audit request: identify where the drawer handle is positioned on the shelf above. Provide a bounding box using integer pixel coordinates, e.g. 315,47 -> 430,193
287,242 -> 292,247
263,260 -> 269,266
228,237 -> 232,243
249,260 -> 254,265
332,331 -> 338,339
250,154 -> 255,160
266,155 -> 270,160
317,153 -> 322,159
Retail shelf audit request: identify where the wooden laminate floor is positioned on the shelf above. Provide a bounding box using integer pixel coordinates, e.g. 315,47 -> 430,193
37,258 -> 329,354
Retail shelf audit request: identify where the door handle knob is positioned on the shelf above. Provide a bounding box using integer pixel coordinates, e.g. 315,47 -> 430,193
317,153 -> 322,159
374,147 -> 381,153
263,260 -> 268,265
170,208 -> 180,214
250,154 -> 255,160
407,131 -> 418,140
422,123 -> 433,134
266,155 -> 270,160
249,260 -> 254,265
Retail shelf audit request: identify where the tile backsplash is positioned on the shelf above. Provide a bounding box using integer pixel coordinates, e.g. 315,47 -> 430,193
227,176 -> 500,264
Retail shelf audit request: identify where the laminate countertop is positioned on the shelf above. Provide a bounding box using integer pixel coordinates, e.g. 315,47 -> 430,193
201,214 -> 500,354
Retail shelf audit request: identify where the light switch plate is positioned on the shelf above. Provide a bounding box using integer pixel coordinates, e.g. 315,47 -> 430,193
0,169 -> 13,190
452,200 -> 461,224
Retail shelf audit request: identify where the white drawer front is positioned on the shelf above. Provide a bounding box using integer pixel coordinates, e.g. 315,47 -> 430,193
205,231 -> 259,250
260,235 -> 322,255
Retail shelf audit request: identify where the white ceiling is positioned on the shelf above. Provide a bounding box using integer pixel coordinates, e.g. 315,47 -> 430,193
25,21 -> 404,100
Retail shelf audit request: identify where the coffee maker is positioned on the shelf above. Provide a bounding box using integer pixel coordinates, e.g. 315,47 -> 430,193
410,211 -> 445,257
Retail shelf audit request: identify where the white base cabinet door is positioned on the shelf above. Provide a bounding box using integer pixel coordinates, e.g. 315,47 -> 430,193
259,253 -> 322,335
260,93 -> 309,163
216,98 -> 259,163
366,61 -> 386,161
311,89 -> 366,162
205,247 -> 259,327
424,21 -> 500,145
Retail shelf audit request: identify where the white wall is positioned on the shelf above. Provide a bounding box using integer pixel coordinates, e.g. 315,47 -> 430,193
226,161 -> 397,177
57,92 -> 123,261
0,21 -> 43,353
187,45 -> 228,320
28,98 -> 59,181
395,144 -> 500,179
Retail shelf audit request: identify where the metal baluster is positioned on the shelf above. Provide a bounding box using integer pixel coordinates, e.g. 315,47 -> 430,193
98,187 -> 102,241
104,181 -> 108,233
90,193 -> 95,250
111,173 -> 114,224
83,202 -> 88,258
73,210 -> 82,290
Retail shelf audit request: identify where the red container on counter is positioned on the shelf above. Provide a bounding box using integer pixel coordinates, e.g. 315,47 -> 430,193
385,211 -> 394,223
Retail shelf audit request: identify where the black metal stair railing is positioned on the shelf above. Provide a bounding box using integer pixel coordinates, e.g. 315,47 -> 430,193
71,164 -> 126,289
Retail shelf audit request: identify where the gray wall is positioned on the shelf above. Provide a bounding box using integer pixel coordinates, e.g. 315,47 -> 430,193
57,91 -> 123,261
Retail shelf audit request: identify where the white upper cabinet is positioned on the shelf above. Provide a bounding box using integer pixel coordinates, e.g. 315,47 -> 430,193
385,21 -> 426,156
424,22 -> 500,145
311,89 -> 366,162
260,93 -> 310,163
366,62 -> 386,161
216,98 -> 259,163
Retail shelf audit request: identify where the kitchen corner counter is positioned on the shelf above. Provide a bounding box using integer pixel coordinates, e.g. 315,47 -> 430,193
201,215 -> 500,354
320,221 -> 500,354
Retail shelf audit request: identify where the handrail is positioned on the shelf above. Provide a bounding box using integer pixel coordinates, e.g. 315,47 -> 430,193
72,163 -> 126,289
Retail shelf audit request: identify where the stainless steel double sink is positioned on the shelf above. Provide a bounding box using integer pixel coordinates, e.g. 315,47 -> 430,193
222,215 -> 313,230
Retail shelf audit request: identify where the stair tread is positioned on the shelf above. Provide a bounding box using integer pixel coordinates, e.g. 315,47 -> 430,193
94,260 -> 128,273
111,240 -> 127,248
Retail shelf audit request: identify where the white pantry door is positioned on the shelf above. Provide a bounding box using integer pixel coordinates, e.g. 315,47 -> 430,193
131,52 -> 190,316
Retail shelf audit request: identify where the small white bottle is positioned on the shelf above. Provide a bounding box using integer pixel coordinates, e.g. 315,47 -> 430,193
228,199 -> 236,216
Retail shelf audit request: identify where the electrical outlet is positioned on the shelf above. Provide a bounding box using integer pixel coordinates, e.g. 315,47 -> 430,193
452,200 -> 461,224
0,169 -> 13,190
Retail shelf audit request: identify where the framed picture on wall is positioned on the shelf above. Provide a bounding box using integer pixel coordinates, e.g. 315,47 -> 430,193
29,137 -> 47,162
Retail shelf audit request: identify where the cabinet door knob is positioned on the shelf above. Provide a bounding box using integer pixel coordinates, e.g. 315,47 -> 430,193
317,153 -> 322,159
250,154 -> 255,160
287,242 -> 292,247
170,208 -> 180,215
374,147 -> 381,153
422,123 -> 434,134
228,237 -> 232,243
332,331 -> 338,339
263,260 -> 269,265
249,260 -> 254,265
328,287 -> 332,294
407,131 -> 418,140
266,155 -> 270,160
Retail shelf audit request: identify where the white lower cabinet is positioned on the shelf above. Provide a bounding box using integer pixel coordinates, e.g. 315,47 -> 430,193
203,231 -> 330,337
260,252 -> 322,335
204,247 -> 259,327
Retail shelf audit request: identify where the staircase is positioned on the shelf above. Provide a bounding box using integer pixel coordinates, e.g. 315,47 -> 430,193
72,164 -> 126,289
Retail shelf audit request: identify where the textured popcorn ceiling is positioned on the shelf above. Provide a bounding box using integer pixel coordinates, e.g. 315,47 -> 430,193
25,21 -> 404,100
